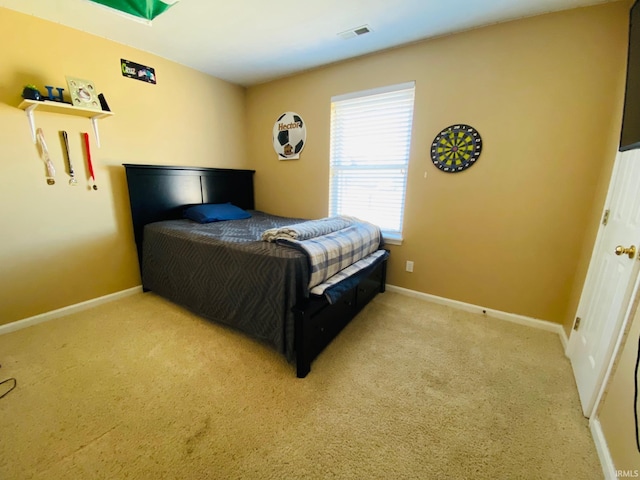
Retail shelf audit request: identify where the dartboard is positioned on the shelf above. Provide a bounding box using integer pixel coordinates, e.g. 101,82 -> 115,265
430,124 -> 482,173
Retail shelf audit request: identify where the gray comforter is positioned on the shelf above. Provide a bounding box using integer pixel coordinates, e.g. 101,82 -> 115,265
142,211 -> 309,361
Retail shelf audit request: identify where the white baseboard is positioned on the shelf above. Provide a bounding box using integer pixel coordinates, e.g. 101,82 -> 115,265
590,417 -> 616,480
386,284 -> 566,338
0,286 -> 143,336
559,326 -> 569,352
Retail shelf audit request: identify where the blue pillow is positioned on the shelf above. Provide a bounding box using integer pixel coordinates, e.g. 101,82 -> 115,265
183,203 -> 251,223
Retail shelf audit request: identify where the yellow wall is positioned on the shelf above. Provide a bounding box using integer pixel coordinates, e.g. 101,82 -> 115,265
0,8 -> 247,325
599,297 -> 640,471
245,1 -> 629,328
0,3 -> 627,330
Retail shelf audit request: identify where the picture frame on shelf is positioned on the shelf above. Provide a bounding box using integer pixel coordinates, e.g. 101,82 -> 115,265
65,76 -> 102,111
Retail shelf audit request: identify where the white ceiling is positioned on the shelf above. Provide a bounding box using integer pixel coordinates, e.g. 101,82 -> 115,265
0,0 -> 618,87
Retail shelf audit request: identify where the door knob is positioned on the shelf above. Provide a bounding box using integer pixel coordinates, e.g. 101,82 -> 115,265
615,245 -> 637,259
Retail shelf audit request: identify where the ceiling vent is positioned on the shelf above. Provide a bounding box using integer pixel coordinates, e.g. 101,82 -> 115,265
338,25 -> 372,40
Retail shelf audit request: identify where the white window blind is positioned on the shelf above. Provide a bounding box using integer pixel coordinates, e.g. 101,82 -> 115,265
329,82 -> 415,242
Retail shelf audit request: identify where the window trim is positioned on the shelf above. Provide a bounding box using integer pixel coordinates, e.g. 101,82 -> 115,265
329,81 -> 415,242
331,81 -> 416,103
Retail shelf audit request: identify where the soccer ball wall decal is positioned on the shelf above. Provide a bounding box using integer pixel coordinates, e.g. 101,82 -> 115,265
272,111 -> 306,160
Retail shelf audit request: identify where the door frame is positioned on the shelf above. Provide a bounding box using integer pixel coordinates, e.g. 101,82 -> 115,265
589,274 -> 640,419
567,151 -> 640,417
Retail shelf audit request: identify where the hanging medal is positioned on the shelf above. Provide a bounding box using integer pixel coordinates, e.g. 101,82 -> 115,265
83,132 -> 97,190
35,128 -> 56,185
61,131 -> 78,186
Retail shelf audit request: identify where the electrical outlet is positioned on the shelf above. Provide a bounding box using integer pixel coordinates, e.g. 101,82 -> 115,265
406,260 -> 414,272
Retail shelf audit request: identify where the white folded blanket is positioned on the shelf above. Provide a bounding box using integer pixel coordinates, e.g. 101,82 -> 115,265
261,215 -> 356,242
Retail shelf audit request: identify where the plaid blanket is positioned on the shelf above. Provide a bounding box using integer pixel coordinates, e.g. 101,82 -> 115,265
261,216 -> 356,242
310,249 -> 389,303
276,220 -> 382,288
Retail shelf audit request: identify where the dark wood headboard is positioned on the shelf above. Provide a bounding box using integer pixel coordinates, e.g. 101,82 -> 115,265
123,163 -> 255,269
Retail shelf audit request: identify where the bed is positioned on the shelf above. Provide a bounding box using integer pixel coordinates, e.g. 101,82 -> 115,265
123,163 -> 388,377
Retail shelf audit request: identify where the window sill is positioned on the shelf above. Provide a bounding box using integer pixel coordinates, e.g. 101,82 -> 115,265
382,235 -> 403,246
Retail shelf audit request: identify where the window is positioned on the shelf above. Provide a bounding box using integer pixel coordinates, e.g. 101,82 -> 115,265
329,82 -> 415,243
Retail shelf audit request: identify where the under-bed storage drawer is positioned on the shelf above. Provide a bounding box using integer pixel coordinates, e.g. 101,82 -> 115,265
307,288 -> 356,350
356,260 -> 385,310
293,252 -> 388,378
356,278 -> 378,310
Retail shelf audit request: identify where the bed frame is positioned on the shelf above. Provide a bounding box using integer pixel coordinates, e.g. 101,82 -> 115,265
123,163 -> 387,378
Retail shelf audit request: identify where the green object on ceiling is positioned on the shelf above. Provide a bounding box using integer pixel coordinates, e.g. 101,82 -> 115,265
88,0 -> 176,21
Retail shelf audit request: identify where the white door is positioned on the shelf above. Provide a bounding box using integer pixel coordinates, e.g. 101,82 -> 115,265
568,148 -> 640,417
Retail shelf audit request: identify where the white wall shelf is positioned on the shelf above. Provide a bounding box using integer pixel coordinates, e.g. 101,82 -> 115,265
18,99 -> 114,148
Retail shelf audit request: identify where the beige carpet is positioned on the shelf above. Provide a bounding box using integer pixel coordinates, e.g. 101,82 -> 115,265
0,291 -> 601,479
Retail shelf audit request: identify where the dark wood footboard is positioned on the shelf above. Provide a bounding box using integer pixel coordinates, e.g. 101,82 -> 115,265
293,255 -> 388,378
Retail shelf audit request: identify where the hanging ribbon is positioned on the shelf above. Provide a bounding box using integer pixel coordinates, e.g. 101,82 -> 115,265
35,128 -> 55,185
83,132 -> 98,190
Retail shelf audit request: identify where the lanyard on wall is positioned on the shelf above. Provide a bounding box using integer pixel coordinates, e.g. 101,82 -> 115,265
35,128 -> 55,185
83,132 -> 97,190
